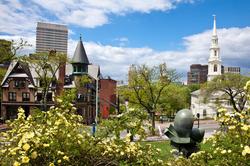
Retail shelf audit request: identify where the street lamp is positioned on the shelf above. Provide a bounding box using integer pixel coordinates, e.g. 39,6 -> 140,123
196,113 -> 200,128
95,78 -> 99,124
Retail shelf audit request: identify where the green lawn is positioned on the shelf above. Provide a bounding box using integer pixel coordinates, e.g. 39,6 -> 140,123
141,141 -> 173,161
142,141 -> 212,161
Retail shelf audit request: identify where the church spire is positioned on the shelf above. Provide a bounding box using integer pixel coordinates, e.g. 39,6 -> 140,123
207,15 -> 221,81
212,15 -> 217,36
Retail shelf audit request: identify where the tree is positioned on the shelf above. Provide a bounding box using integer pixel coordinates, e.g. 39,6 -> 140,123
122,63 -> 179,135
204,73 -> 250,112
159,84 -> 190,116
22,51 -> 67,111
0,38 -> 31,64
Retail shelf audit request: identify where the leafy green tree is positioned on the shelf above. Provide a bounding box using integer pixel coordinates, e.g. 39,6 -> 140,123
22,51 -> 67,111
204,73 -> 250,112
0,38 -> 31,64
121,63 -> 179,135
159,84 -> 190,116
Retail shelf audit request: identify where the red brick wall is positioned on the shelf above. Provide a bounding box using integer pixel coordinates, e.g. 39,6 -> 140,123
99,79 -> 117,119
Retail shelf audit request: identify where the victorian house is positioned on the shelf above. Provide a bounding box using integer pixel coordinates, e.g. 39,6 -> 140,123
0,37 -> 101,124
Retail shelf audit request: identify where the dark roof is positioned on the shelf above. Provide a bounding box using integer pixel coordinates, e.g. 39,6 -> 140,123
1,60 -> 35,86
72,37 -> 89,64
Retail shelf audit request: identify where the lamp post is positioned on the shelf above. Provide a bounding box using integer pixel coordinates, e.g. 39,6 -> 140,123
196,113 -> 200,128
95,78 -> 99,124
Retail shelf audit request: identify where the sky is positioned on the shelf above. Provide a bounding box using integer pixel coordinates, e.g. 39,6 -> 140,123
0,0 -> 250,82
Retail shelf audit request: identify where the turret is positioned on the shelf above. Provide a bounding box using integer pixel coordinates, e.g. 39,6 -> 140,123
71,35 -> 89,75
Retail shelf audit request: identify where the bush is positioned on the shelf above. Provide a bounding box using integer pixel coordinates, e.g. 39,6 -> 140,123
167,81 -> 250,166
0,97 -> 163,166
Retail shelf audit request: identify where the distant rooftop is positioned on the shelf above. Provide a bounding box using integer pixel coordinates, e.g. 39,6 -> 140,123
37,22 -> 68,31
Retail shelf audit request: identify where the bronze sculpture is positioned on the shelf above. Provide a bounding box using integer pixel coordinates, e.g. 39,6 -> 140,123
164,109 -> 205,157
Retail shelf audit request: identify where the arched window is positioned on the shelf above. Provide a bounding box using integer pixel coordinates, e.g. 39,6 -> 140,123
214,50 -> 217,56
214,64 -> 217,72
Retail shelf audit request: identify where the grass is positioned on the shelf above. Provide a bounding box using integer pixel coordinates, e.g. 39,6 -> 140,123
141,141 -> 173,161
142,141 -> 212,161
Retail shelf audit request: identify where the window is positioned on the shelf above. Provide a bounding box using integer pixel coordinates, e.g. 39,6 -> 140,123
203,109 -> 207,117
77,94 -> 86,102
47,93 -> 53,102
73,66 -> 76,72
77,66 -> 81,72
9,92 -> 16,101
22,92 -> 30,101
214,64 -> 217,72
37,93 -> 42,101
214,50 -> 217,56
14,80 -> 26,88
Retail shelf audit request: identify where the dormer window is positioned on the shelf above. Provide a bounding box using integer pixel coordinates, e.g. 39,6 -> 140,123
14,80 -> 26,88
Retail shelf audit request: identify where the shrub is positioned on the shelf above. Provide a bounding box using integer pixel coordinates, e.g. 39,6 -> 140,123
0,97 -> 162,166
167,81 -> 250,166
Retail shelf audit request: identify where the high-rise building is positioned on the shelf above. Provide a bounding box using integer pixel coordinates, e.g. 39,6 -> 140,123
207,15 -> 222,81
187,64 -> 208,85
36,22 -> 68,54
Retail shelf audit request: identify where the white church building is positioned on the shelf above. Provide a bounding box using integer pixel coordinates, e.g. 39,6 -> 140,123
191,15 -> 237,119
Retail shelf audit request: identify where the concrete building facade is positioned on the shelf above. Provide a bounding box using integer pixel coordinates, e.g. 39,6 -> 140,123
36,22 -> 68,54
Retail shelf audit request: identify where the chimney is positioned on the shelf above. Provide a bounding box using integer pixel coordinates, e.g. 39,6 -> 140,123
56,62 -> 65,96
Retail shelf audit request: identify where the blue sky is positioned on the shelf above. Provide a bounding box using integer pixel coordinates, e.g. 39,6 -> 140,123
0,0 -> 250,82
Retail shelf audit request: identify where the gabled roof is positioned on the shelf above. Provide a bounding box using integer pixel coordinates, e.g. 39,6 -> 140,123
72,36 -> 89,64
1,60 -> 35,86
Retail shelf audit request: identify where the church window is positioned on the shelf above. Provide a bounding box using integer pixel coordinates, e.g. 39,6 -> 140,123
214,64 -> 217,72
214,50 -> 217,56
203,109 -> 207,117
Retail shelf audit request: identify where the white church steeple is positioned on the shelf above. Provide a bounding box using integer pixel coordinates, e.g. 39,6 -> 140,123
207,15 -> 221,81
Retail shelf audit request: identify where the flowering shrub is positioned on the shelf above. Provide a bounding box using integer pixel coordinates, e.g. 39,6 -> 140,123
0,96 -> 162,165
98,106 -> 149,141
168,81 -> 250,165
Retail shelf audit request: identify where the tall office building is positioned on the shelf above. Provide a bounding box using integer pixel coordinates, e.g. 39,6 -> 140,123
187,64 -> 208,85
36,22 -> 68,54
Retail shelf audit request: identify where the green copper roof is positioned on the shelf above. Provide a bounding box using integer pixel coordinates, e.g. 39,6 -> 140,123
72,36 -> 89,64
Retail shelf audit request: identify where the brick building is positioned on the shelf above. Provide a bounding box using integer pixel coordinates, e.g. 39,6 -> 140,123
99,78 -> 117,119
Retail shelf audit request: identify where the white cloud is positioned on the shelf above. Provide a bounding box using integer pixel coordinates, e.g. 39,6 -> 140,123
0,0 -> 193,30
61,9 -> 109,28
0,1 -> 44,35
